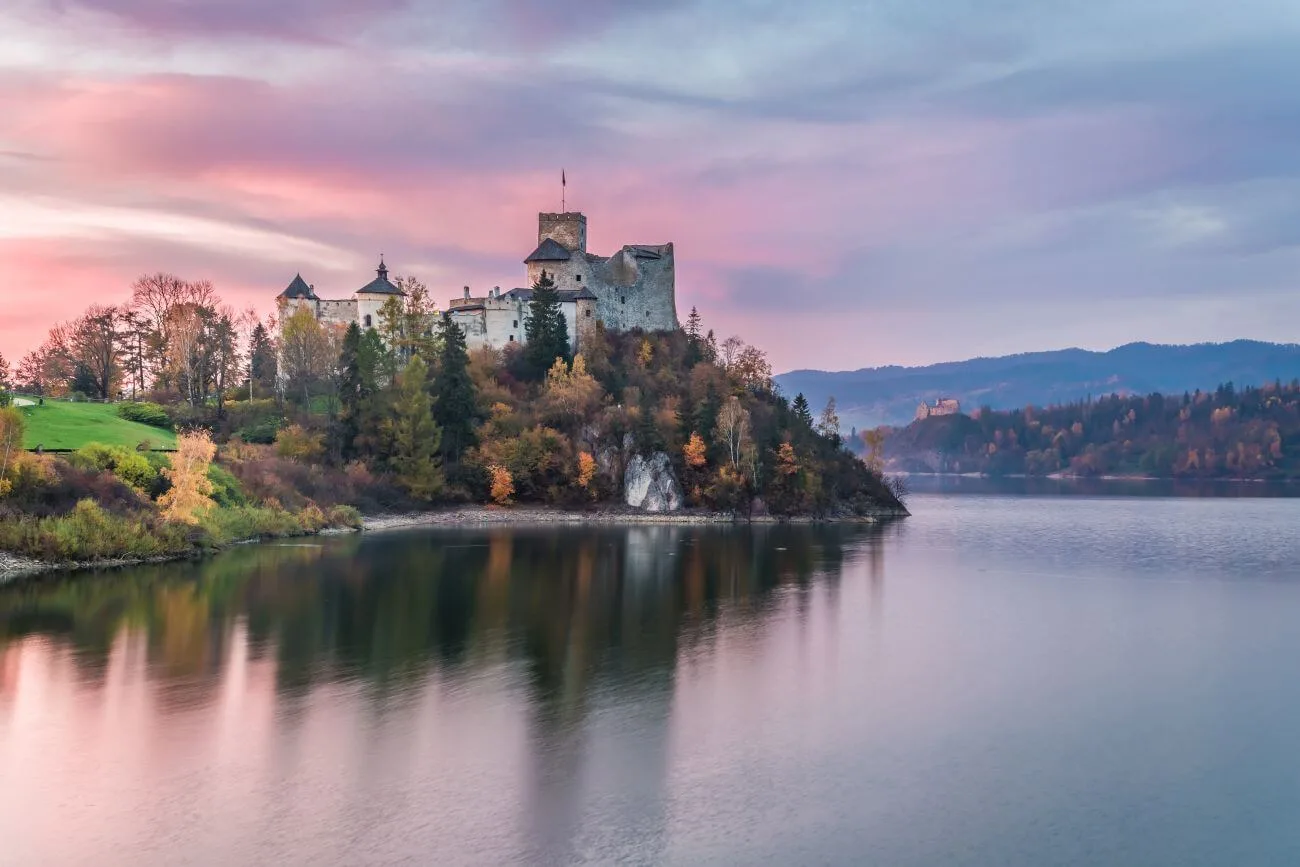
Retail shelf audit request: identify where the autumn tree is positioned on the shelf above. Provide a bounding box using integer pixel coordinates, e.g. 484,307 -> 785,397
278,304 -> 331,406
0,407 -> 24,496
159,429 -> 217,524
395,275 -> 439,361
67,305 -> 121,399
817,397 -> 841,446
388,355 -> 444,500
543,354 -> 601,440
0,351 -> 9,392
524,272 -> 570,377
15,350 -> 48,395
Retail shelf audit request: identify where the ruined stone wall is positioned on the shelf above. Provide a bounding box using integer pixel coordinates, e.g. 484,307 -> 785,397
587,244 -> 677,332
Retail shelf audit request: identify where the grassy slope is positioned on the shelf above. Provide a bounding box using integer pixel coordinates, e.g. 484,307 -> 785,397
16,400 -> 178,451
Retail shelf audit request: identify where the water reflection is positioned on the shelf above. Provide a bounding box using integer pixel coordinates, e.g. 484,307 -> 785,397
0,525 -> 888,703
0,524 -> 891,864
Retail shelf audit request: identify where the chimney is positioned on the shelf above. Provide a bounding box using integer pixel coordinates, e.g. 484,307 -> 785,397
493,286 -> 500,299
463,286 -> 470,300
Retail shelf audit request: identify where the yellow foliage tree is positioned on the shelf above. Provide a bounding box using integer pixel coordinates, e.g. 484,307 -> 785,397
776,441 -> 799,476
637,338 -> 654,368
0,406 -> 24,497
489,464 -> 515,505
683,432 -> 707,468
159,429 -> 217,524
576,451 -> 597,493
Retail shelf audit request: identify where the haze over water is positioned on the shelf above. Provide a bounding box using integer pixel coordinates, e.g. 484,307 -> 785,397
3,488 -> 1300,865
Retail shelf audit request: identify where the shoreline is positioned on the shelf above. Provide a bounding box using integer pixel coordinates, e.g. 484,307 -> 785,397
0,505 -> 906,584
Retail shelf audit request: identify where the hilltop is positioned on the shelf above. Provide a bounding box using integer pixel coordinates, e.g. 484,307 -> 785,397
777,341 -> 1300,430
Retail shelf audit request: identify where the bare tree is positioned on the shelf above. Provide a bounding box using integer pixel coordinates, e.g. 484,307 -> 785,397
67,305 -> 121,399
715,396 -> 752,469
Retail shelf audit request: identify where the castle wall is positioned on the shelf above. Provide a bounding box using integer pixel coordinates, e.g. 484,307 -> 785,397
588,245 -> 677,332
316,298 -> 358,326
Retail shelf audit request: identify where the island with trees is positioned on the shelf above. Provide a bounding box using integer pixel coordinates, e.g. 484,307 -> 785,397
0,272 -> 906,572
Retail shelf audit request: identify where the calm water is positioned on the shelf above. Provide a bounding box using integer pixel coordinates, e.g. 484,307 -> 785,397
3,489 -> 1300,865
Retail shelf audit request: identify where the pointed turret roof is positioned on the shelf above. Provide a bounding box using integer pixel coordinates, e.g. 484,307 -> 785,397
356,256 -> 404,296
278,274 -> 317,300
524,238 -> 572,263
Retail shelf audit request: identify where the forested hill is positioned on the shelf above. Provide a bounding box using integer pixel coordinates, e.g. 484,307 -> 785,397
777,341 -> 1300,429
882,381 -> 1300,479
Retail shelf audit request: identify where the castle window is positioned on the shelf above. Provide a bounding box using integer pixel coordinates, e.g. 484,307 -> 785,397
364,314 -> 372,328
621,296 -> 626,304
575,275 -> 582,282
509,335 -> 515,342
585,309 -> 591,318
512,320 -> 518,329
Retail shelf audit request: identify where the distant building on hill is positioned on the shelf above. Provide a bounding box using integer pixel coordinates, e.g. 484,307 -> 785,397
915,397 -> 961,421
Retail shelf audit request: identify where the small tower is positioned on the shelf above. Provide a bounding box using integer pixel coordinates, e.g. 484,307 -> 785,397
355,256 -> 403,330
537,212 -> 587,254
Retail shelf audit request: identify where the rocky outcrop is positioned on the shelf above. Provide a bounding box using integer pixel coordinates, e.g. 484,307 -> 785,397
623,452 -> 683,512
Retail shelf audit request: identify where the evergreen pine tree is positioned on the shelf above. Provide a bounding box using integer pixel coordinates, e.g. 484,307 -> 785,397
635,387 -> 664,452
524,272 -> 571,377
247,321 -> 276,395
792,392 -> 814,428
432,315 -> 478,463
333,323 -> 365,460
684,306 -> 704,366
685,306 -> 702,341
389,355 -> 444,500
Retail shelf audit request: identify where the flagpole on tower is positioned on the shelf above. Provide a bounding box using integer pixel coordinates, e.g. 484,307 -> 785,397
561,168 -> 566,212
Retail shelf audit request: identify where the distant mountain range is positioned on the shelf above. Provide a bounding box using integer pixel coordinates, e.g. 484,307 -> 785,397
776,341 -> 1300,430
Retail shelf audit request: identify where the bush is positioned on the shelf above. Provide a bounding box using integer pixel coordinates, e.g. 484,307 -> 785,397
237,416 -> 281,444
205,464 -> 247,508
275,424 -> 325,462
116,402 -> 173,429
0,499 -> 190,561
75,443 -> 158,492
327,504 -> 363,529
198,504 -> 302,545
1,454 -> 148,519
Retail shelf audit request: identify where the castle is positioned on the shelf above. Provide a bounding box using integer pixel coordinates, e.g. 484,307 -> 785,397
277,211 -> 677,352
915,398 -> 961,421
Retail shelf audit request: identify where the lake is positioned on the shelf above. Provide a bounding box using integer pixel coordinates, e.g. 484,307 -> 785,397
3,486 -> 1300,865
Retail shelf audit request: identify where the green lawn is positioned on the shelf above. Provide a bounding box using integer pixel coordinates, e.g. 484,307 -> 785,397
14,398 -> 178,451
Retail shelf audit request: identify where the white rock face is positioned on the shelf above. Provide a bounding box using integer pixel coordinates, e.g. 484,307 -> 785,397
623,452 -> 683,512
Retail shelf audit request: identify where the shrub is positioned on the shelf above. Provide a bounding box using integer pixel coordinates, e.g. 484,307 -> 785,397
0,499 -> 190,561
205,464 -> 247,508
0,454 -> 147,519
116,402 -> 173,429
275,424 -> 325,462
75,442 -> 158,492
198,504 -> 302,545
327,504 -> 363,528
237,416 -> 282,444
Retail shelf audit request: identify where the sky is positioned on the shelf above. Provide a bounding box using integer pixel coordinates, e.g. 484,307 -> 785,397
3,0 -> 1300,372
